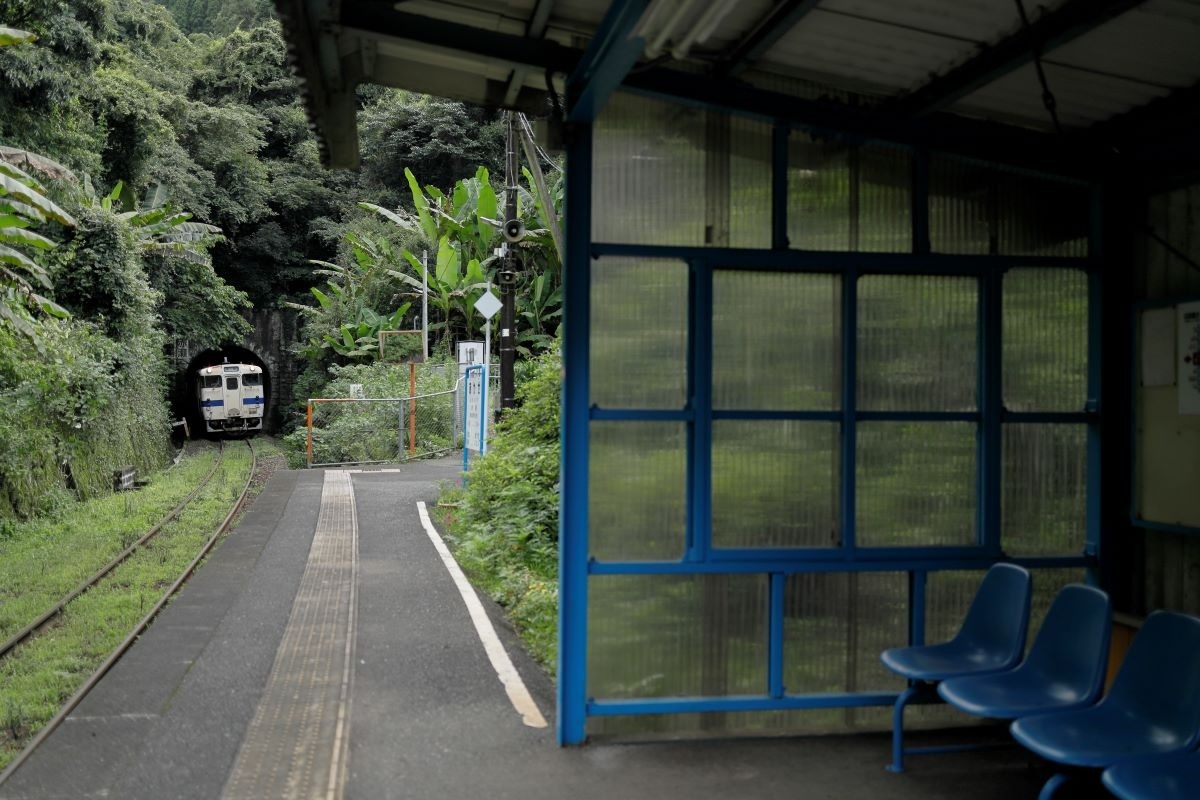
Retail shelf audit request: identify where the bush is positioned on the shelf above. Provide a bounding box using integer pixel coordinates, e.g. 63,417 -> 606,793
441,347 -> 560,671
282,358 -> 459,467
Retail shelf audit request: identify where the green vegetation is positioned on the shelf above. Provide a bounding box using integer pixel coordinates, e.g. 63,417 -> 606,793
282,360 -> 460,468
0,441 -> 253,769
438,349 -> 560,670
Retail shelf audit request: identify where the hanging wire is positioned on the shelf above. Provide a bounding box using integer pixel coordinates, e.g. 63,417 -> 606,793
1013,0 -> 1064,135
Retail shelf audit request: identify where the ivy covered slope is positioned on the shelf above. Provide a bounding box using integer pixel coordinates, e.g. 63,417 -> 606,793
440,350 -> 560,670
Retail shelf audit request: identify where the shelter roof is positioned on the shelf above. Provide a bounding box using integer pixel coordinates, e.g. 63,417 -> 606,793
273,0 -> 1200,183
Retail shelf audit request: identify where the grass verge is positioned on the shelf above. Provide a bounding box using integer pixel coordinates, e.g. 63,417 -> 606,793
0,441 -> 255,771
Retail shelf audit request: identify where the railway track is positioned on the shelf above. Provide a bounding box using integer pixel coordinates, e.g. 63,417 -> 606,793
0,438 -> 258,783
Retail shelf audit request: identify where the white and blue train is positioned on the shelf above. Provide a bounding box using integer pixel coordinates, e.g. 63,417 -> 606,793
196,362 -> 265,435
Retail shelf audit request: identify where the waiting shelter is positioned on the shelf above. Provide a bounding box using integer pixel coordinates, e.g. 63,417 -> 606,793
274,0 -> 1200,749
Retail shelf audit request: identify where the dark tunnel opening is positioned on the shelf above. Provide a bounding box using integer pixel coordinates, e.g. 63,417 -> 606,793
175,346 -> 272,439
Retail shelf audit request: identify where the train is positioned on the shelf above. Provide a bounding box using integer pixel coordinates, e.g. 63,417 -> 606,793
195,361 -> 265,435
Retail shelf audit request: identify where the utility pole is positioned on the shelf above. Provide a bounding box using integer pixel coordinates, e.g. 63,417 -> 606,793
499,110 -> 522,412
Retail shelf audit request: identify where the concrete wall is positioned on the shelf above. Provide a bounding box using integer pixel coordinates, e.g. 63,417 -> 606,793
242,308 -> 305,433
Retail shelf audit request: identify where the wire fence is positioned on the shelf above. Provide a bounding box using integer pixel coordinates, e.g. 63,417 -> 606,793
305,372 -> 500,468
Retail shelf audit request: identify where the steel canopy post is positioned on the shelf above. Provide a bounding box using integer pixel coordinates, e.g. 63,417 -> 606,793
558,119 -> 593,746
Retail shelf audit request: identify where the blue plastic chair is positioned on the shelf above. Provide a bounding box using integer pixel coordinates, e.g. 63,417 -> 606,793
880,563 -> 1032,772
1010,611 -> 1200,800
1102,752 -> 1200,800
937,584 -> 1110,719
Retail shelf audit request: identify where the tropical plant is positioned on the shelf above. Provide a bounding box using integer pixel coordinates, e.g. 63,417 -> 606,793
289,233 -> 416,363
0,152 -> 75,342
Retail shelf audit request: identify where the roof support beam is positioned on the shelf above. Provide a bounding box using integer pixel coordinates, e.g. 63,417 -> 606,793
893,0 -> 1148,117
339,3 -> 578,76
714,0 -> 821,79
502,0 -> 557,107
566,0 -> 650,122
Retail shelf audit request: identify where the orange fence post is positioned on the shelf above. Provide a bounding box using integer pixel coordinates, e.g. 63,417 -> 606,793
306,401 -> 313,467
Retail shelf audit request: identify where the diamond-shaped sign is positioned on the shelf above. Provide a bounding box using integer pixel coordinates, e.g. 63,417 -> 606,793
474,289 -> 502,320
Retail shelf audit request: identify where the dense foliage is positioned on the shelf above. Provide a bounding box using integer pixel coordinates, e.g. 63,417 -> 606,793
440,349 -> 561,670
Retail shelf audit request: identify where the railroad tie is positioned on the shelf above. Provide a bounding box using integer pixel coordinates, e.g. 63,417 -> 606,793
223,470 -> 358,800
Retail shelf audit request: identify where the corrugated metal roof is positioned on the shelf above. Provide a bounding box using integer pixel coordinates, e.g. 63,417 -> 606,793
955,0 -> 1200,129
764,8 -> 977,93
274,0 -> 1200,172
956,63 -> 1179,129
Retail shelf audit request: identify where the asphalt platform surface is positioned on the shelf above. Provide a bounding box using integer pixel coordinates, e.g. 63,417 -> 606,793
0,457 -> 1051,799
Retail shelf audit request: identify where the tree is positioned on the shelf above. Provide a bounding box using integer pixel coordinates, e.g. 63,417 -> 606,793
0,28 -> 76,346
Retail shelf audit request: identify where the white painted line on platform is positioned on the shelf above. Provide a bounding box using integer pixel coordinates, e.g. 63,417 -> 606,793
416,501 -> 548,729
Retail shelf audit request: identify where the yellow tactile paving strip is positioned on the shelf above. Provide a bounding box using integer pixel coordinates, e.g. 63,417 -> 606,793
223,471 -> 358,800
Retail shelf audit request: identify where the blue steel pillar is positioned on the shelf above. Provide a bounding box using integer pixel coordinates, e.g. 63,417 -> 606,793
558,121 -> 593,746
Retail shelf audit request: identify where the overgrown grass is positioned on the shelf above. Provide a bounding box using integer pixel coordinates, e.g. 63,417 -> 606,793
437,349 -> 560,673
0,442 -> 253,770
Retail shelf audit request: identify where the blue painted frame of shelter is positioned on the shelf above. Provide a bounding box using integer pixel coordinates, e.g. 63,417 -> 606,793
555,0 -> 1103,746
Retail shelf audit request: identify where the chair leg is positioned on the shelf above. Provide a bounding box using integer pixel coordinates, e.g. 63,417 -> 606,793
886,684 -> 922,773
1038,773 -> 1070,800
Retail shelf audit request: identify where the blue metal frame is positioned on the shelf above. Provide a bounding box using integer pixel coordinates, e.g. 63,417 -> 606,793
558,106 -> 1100,744
558,120 -> 593,746
566,0 -> 649,122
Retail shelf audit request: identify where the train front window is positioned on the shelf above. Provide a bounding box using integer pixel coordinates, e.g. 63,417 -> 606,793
202,376 -> 221,389
243,373 -> 262,387
226,377 -> 239,390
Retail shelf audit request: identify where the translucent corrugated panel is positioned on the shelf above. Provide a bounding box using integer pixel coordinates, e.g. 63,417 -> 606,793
929,157 -> 993,255
590,257 -> 687,409
856,422 -> 977,548
593,93 -> 705,246
782,573 -> 850,693
712,271 -> 840,410
857,275 -> 978,411
930,157 -> 1091,257
587,574 -> 767,699
924,570 -> 986,644
712,421 -> 839,549
1027,568 -> 1086,640
592,93 -> 771,248
858,146 -> 912,253
1002,268 -> 1088,412
788,133 -> 850,250
1002,425 -> 1086,556
589,422 -> 686,561
728,115 -> 772,249
996,171 -> 1089,258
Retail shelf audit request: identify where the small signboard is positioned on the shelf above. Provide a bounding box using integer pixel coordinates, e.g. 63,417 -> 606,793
464,365 -> 485,453
348,384 -> 365,399
1181,300 -> 1200,415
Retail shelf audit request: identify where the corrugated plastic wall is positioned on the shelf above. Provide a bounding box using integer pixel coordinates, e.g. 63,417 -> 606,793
1138,184 -> 1200,616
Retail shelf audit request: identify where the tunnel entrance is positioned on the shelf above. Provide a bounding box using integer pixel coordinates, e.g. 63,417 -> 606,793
175,346 -> 272,438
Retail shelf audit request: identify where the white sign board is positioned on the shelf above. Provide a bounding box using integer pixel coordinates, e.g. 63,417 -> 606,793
348,384 -> 365,399
1181,301 -> 1200,415
465,367 -> 484,452
475,289 -> 502,320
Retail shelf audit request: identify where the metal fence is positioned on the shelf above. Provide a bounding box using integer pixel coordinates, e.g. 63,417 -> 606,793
306,387 -> 460,468
305,372 -> 500,468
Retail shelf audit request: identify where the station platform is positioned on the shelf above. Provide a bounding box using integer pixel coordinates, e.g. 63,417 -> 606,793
0,458 -> 1045,799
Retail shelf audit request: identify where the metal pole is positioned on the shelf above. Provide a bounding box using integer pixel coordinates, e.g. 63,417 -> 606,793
500,111 -> 519,412
483,281 -> 492,453
409,361 -> 417,457
500,255 -> 517,411
422,249 -> 429,360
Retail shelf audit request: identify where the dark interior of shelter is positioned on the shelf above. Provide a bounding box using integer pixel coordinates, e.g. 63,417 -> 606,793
273,0 -> 1200,791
